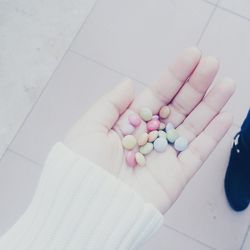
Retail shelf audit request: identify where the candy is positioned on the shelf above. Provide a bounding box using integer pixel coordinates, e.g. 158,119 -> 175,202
148,130 -> 158,142
165,122 -> 174,132
159,106 -> 170,119
159,122 -> 166,130
138,132 -> 148,146
139,143 -> 153,155
139,107 -> 153,121
147,119 -> 160,132
174,136 -> 188,152
158,130 -> 167,138
128,114 -> 141,127
135,152 -> 146,166
122,135 -> 137,150
152,115 -> 159,120
153,137 -> 168,153
125,151 -> 137,167
166,128 -> 179,143
120,123 -> 135,135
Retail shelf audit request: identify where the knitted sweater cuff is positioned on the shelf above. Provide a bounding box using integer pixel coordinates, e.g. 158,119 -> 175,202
0,143 -> 163,250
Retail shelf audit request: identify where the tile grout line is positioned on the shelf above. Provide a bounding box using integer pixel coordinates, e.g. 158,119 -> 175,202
7,148 -> 42,167
0,0 -> 100,164
216,5 -> 250,22
196,0 -> 219,45
240,225 -> 250,250
69,49 -> 148,87
202,0 -> 250,22
163,224 -> 217,250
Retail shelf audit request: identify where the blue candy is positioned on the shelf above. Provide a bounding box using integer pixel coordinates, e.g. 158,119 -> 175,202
174,136 -> 188,152
153,137 -> 168,153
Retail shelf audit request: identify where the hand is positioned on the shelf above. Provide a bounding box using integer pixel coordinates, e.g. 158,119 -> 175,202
64,47 -> 235,214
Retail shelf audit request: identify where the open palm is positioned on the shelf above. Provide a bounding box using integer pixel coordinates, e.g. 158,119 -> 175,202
64,47 -> 235,214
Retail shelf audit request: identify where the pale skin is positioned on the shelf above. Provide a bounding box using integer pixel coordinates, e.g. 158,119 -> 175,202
64,47 -> 236,214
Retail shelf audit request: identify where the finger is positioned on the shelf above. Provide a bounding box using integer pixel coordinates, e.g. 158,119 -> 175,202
176,78 -> 235,142
166,56 -> 219,125
178,112 -> 233,178
83,79 -> 134,132
131,47 -> 202,113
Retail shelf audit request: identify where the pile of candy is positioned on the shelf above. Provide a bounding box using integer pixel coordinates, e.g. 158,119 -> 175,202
121,106 -> 188,167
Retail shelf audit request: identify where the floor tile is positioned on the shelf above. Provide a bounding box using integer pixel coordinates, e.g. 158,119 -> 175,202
199,8 -> 250,126
140,225 -> 212,250
0,151 -> 42,236
164,125 -> 250,250
219,0 -> 250,19
242,227 -> 250,250
0,0 -> 97,158
203,0 -> 217,4
72,0 -> 214,84
10,51 -> 143,165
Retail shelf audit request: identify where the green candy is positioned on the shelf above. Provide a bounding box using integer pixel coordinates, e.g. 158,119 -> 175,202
166,128 -> 179,143
158,130 -> 167,139
139,143 -> 153,155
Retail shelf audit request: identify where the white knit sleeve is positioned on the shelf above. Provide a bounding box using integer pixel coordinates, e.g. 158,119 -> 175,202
0,143 -> 163,250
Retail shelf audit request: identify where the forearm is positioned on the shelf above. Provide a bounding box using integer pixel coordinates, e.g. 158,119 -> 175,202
0,143 -> 163,250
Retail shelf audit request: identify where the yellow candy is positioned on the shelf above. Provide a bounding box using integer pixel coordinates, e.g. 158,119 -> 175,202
159,122 -> 166,130
138,132 -> 148,146
135,152 -> 146,166
122,135 -> 137,150
139,107 -> 153,121
159,106 -> 170,119
148,130 -> 158,142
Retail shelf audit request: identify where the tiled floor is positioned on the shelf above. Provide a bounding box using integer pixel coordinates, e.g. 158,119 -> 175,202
1,0 -> 250,249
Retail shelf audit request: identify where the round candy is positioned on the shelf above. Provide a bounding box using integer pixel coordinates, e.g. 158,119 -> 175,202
139,107 -> 153,121
148,130 -> 158,142
138,132 -> 148,146
159,106 -> 170,119
159,122 -> 166,130
147,119 -> 160,132
152,115 -> 159,120
120,123 -> 135,135
158,130 -> 167,138
165,122 -> 174,132
166,128 -> 179,143
135,152 -> 146,166
174,136 -> 188,152
153,137 -> 168,153
125,151 -> 137,167
128,114 -> 141,127
139,143 -> 153,155
122,135 -> 137,150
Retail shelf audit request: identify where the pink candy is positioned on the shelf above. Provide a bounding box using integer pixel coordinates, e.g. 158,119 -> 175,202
128,114 -> 141,127
147,119 -> 160,132
125,151 -> 137,167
